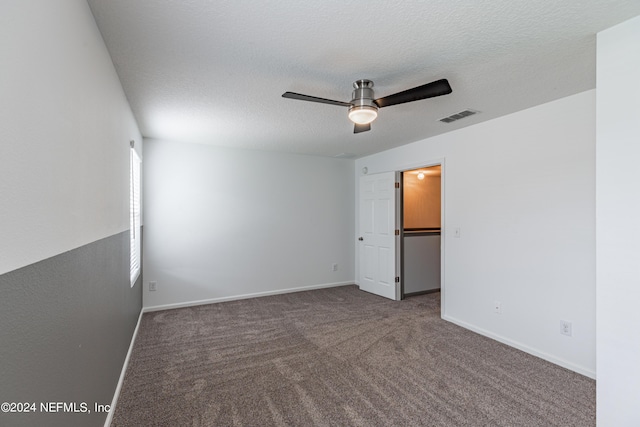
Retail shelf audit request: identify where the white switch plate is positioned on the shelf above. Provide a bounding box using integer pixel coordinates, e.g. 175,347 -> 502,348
454,227 -> 461,238
560,320 -> 572,336
494,301 -> 501,314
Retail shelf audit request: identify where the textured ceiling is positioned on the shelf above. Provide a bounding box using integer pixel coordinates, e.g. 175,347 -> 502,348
87,0 -> 640,158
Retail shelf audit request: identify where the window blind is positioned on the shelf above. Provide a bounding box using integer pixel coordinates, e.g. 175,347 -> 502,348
130,148 -> 141,286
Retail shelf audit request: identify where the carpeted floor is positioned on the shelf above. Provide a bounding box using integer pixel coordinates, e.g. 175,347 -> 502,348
112,285 -> 595,426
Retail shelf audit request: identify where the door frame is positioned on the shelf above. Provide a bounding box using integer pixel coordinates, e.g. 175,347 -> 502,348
397,159 -> 445,314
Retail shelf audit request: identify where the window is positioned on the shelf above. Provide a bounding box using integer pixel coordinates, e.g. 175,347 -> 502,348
130,146 -> 141,286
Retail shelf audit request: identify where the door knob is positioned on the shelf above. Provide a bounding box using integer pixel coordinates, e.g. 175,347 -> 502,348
358,237 -> 363,241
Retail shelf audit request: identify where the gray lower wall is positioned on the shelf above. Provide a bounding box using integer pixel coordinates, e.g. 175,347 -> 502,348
403,234 -> 441,295
0,231 -> 142,427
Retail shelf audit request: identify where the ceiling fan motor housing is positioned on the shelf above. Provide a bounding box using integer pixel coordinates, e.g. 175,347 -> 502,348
349,79 -> 378,124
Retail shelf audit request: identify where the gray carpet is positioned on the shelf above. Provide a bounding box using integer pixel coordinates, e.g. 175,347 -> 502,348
112,285 -> 595,426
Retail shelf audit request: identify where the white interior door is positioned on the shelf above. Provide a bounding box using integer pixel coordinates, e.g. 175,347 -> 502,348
358,171 -> 399,300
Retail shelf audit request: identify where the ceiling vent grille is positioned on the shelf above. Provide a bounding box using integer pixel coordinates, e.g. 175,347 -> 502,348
439,109 -> 479,123
333,153 -> 356,159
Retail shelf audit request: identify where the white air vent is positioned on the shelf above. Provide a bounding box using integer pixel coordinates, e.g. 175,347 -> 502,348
439,109 -> 479,123
333,153 -> 356,159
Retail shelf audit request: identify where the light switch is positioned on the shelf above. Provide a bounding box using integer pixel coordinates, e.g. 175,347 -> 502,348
454,227 -> 461,238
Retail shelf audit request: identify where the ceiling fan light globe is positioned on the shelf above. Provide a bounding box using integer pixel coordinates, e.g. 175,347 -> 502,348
348,106 -> 378,125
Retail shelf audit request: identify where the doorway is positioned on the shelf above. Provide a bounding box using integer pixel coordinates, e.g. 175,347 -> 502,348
401,165 -> 442,299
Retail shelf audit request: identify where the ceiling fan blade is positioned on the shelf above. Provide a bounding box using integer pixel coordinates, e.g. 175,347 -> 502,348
354,123 -> 371,134
282,92 -> 351,107
374,79 -> 452,108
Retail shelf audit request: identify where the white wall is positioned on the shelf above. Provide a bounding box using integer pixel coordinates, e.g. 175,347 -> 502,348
143,139 -> 354,309
596,15 -> 640,426
355,90 -> 596,377
0,0 -> 142,275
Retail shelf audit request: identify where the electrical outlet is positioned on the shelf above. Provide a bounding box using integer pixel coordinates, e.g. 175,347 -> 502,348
149,281 -> 157,292
494,301 -> 502,314
332,263 -> 338,271
560,320 -> 572,337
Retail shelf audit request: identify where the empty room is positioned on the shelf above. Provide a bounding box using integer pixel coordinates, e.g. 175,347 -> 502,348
1,1 -> 640,426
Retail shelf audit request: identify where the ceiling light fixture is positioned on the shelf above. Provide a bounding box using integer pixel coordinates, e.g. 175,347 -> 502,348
348,80 -> 378,125
348,106 -> 378,124
417,172 -> 425,180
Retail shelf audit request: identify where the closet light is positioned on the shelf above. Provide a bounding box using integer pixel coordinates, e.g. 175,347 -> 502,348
417,172 -> 425,180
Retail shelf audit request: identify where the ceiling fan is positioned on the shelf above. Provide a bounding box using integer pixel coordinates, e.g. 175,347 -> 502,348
282,78 -> 452,134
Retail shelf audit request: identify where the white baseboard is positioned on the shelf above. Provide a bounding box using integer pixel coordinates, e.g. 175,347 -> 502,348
104,309 -> 144,427
442,314 -> 596,379
143,281 -> 354,313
